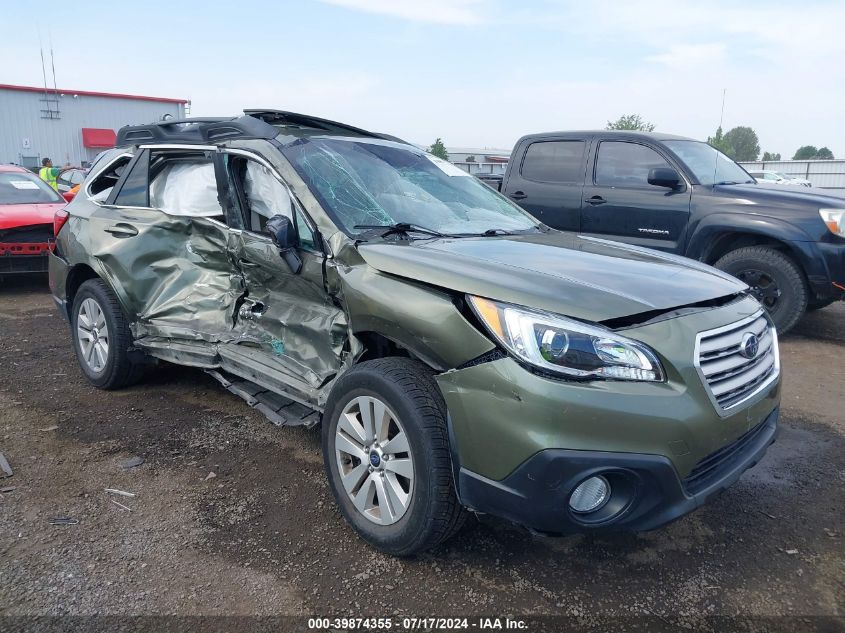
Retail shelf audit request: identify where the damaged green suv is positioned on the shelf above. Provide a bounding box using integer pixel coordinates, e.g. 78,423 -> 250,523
49,111 -> 781,555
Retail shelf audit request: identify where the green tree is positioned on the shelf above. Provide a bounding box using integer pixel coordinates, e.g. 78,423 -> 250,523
761,151 -> 781,161
606,114 -> 655,131
793,145 -> 819,160
428,138 -> 449,160
722,126 -> 760,161
792,145 -> 835,160
707,126 -> 732,155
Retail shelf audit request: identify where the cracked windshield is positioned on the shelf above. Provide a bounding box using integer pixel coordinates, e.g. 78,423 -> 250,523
283,138 -> 538,236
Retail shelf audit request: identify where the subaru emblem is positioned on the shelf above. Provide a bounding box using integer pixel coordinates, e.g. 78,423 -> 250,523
740,333 -> 759,359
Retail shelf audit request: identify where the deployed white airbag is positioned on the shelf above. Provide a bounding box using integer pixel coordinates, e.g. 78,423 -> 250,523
244,163 -> 292,230
150,162 -> 223,217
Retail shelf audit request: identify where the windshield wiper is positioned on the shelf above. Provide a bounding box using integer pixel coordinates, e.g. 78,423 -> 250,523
354,222 -> 449,240
459,226 -> 544,237
480,228 -> 516,236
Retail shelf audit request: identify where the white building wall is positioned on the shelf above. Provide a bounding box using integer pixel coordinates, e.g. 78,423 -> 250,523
447,147 -> 512,175
0,88 -> 186,168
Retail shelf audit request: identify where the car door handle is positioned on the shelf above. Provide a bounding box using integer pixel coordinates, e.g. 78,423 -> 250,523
103,223 -> 138,238
585,196 -> 606,205
509,191 -> 527,200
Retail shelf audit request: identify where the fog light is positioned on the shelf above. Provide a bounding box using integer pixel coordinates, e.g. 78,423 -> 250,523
569,476 -> 610,513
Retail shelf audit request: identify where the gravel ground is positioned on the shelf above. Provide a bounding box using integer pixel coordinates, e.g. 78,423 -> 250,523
0,277 -> 842,628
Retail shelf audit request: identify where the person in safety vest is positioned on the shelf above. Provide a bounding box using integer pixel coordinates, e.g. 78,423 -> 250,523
39,158 -> 62,191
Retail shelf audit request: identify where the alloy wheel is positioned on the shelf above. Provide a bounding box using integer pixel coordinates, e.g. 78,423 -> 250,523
736,268 -> 782,309
335,395 -> 415,526
76,297 -> 110,373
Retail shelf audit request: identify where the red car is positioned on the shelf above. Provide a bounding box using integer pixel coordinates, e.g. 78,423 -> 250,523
0,164 -> 67,276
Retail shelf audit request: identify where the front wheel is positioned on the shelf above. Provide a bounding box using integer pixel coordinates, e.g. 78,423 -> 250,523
714,246 -> 808,334
322,358 -> 467,556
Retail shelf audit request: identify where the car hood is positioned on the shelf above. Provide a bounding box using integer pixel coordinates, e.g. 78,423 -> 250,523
716,182 -> 845,206
357,231 -> 747,322
0,202 -> 65,231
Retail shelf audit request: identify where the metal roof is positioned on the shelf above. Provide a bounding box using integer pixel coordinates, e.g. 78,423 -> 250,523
0,83 -> 188,105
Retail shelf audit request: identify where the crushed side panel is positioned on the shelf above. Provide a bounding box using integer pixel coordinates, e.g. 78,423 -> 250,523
336,249 -> 495,372
229,231 -> 350,396
83,206 -> 244,343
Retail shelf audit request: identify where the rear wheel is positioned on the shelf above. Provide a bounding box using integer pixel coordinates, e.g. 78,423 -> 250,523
714,246 -> 808,334
71,279 -> 145,389
322,358 -> 467,556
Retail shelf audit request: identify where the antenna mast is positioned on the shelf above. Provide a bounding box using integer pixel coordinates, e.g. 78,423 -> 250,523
49,30 -> 58,96
38,27 -> 51,116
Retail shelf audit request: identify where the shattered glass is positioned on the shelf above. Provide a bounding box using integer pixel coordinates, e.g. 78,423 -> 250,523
298,147 -> 393,228
284,139 -> 538,236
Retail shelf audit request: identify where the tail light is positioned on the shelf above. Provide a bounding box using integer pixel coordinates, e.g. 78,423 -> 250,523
53,208 -> 70,238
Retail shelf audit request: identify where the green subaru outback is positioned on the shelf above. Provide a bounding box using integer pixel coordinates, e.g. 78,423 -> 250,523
49,111 -> 780,555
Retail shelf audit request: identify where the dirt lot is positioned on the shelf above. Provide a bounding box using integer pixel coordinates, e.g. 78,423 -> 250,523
1,276 -> 843,628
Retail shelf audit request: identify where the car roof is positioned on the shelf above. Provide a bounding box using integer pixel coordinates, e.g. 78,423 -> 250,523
0,164 -> 32,173
116,110 -> 408,148
518,130 -> 695,143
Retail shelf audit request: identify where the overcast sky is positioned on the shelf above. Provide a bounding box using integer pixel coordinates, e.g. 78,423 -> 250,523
3,0 -> 843,156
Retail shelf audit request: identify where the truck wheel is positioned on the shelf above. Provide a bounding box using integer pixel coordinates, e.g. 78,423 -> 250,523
714,246 -> 807,334
322,358 -> 467,556
71,279 -> 145,390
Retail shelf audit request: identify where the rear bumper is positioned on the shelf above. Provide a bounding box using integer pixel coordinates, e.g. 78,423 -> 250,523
48,251 -> 71,322
457,407 -> 779,534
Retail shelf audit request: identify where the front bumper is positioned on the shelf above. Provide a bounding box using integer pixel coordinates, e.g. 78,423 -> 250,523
0,242 -> 51,274
436,295 -> 781,533
456,407 -> 778,534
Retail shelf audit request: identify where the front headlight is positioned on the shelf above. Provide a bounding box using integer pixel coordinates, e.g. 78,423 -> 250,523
468,296 -> 665,382
819,209 -> 845,237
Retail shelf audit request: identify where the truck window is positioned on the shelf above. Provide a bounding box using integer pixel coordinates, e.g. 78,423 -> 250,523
595,142 -> 671,188
520,141 -> 585,183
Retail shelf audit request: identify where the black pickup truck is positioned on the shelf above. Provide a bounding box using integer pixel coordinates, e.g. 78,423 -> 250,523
490,131 -> 845,332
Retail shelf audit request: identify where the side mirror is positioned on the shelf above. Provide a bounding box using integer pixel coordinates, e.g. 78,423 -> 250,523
648,167 -> 682,189
62,190 -> 76,202
265,214 -> 302,274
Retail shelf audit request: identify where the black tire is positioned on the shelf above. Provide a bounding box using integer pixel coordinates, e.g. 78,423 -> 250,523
714,246 -> 808,334
71,278 -> 145,390
322,358 -> 467,556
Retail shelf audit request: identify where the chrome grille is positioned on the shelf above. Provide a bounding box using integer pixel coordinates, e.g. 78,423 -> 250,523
694,312 -> 779,414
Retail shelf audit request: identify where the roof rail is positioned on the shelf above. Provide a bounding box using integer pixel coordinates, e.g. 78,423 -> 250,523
244,109 -> 409,144
116,115 -> 279,147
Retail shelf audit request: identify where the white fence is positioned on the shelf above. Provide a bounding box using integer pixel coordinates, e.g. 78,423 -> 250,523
739,160 -> 845,195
